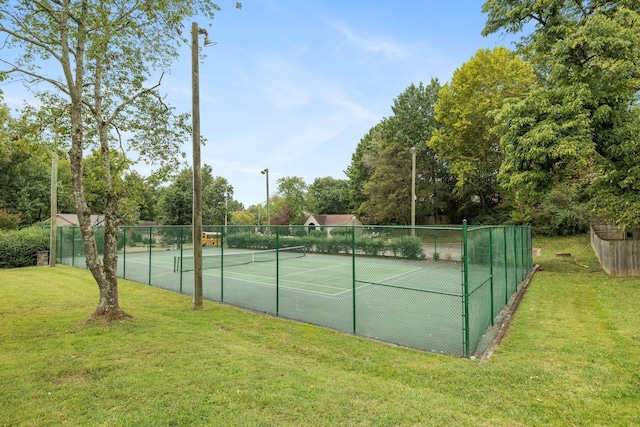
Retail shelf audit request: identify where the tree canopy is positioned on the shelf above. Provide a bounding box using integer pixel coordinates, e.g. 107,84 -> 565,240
158,165 -> 234,226
307,177 -> 351,215
484,0 -> 640,229
0,0 -> 240,320
348,80 -> 453,225
429,47 -> 537,219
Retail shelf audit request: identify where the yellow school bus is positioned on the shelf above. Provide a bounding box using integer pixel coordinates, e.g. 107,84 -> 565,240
202,232 -> 221,246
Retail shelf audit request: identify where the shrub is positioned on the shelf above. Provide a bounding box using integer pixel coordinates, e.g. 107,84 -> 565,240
293,228 -> 308,237
357,237 -> 386,256
223,229 -> 426,260
328,227 -> 352,237
533,184 -> 590,236
393,236 -> 426,260
0,227 -> 49,268
0,209 -> 21,231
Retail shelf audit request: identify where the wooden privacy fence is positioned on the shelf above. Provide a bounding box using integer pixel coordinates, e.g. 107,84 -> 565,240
590,224 -> 640,277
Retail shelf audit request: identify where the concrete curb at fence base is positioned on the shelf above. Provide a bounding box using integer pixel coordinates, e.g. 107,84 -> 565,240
474,265 -> 540,363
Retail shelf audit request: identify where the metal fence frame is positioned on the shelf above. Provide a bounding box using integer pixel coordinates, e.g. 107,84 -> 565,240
56,221 -> 533,357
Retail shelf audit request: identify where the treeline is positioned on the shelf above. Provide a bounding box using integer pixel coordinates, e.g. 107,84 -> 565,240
2,2 -> 638,237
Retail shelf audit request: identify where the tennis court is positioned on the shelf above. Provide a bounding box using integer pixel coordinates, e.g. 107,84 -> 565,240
56,223 -> 533,357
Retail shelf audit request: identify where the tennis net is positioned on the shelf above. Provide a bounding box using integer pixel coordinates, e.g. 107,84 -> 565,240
173,246 -> 307,272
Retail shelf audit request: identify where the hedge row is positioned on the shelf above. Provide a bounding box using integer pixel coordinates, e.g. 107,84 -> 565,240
0,228 -> 50,269
225,232 -> 426,260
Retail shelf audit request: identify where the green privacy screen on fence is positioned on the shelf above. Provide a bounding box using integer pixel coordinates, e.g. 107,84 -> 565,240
56,222 -> 533,357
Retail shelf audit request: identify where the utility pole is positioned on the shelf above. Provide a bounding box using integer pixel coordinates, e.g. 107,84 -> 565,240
49,130 -> 58,267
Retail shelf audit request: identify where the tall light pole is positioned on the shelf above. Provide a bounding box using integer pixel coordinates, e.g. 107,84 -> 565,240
411,146 -> 417,237
192,22 -> 215,310
261,168 -> 270,229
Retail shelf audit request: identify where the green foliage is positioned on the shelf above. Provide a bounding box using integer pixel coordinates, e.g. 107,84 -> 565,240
158,166 -> 234,226
485,1 -> 640,229
275,176 -> 308,224
328,227 -> 352,237
533,184 -> 590,236
346,123 -> 382,216
391,236 -> 426,260
348,80 -> 453,225
0,103 -> 63,225
307,177 -> 351,214
230,211 -> 256,226
430,47 -> 537,217
224,230 -> 425,260
293,227 -> 308,237
0,227 -> 49,268
0,209 -> 21,231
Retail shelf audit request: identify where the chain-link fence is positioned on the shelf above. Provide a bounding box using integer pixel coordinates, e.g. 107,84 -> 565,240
56,222 -> 532,357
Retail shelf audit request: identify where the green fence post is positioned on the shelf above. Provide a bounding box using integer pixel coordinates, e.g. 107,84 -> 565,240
513,226 -> 518,293
122,227 -> 127,279
521,227 -> 526,281
221,225 -> 225,302
434,228 -> 438,258
462,219 -> 470,358
352,222 -> 356,335
529,225 -> 533,271
179,226 -> 183,294
147,227 -> 152,285
276,227 -> 280,316
503,227 -> 508,305
71,227 -> 76,267
489,227 -> 494,326
57,226 -> 62,264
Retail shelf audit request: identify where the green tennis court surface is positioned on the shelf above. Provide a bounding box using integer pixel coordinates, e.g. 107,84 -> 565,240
206,252 -> 462,296
58,223 -> 532,357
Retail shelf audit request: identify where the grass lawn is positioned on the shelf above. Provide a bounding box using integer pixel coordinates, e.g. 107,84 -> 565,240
1,235 -> 639,426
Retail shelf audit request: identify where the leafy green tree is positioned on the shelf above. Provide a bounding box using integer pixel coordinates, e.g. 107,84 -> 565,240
307,177 -> 351,214
346,122 -> 385,219
0,105 -> 57,224
247,203 -> 266,225
429,47 -> 537,219
275,176 -> 308,225
157,169 -> 193,226
361,143 -> 412,224
484,1 -> 640,230
230,211 -> 256,226
0,0 -> 240,320
356,80 -> 451,224
158,166 -> 235,226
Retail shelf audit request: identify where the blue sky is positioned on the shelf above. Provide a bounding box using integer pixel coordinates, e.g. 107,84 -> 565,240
2,1 -> 521,208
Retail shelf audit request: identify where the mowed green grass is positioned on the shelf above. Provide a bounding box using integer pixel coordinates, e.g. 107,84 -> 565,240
1,234 -> 639,426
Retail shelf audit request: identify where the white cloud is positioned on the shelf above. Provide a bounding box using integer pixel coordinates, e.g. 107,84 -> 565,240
329,20 -> 409,61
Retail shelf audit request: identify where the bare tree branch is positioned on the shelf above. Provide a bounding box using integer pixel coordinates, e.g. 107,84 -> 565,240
0,61 -> 71,95
104,72 -> 165,126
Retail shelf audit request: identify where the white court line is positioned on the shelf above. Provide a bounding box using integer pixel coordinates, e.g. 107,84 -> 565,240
217,273 -> 345,296
279,263 -> 345,278
358,266 -> 424,283
222,269 -> 349,293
